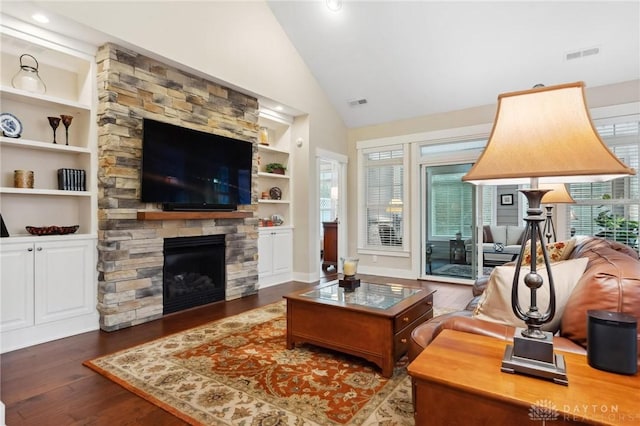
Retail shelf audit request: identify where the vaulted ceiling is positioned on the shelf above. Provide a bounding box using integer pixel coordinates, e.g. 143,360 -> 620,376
267,1 -> 640,128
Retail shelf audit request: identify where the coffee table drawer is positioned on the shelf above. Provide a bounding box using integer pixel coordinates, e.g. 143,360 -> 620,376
394,295 -> 433,331
394,309 -> 433,359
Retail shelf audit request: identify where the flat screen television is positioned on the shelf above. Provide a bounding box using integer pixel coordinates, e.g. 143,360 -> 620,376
141,118 -> 253,211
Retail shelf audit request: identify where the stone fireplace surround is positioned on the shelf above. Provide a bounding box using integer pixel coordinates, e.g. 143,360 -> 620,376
96,43 -> 259,331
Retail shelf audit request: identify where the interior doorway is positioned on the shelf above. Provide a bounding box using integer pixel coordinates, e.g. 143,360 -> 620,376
317,151 -> 347,279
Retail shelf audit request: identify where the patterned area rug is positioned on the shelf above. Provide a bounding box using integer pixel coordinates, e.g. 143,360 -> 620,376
433,263 -> 493,277
84,302 -> 430,425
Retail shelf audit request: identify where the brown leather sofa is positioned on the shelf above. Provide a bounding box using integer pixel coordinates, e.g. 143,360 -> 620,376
409,237 -> 640,364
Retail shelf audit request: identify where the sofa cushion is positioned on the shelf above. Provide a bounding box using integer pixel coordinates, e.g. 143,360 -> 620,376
473,257 -> 589,333
561,246 -> 640,349
570,236 -> 639,261
483,225 -> 525,246
506,225 -> 526,246
489,225 -> 507,244
521,237 -> 577,266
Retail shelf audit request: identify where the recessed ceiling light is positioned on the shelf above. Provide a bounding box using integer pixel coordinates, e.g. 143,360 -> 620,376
32,13 -> 49,24
326,0 -> 342,12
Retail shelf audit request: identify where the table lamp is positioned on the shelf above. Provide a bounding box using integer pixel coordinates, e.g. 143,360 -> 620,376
540,183 -> 576,243
463,82 -> 635,385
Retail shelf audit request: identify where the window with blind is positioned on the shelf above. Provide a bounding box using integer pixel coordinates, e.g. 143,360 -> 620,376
361,146 -> 404,249
567,121 -> 639,251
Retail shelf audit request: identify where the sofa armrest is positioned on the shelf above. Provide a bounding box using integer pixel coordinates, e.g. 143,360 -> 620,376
434,316 -> 587,355
439,316 -> 515,342
408,311 -> 471,361
472,275 -> 490,296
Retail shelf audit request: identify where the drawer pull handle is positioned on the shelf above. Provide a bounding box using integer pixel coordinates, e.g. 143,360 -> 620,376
402,316 -> 409,323
426,301 -> 433,307
27,247 -> 33,252
401,338 -> 407,344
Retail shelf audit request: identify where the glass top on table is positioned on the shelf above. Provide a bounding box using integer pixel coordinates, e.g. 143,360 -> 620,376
300,281 -> 423,310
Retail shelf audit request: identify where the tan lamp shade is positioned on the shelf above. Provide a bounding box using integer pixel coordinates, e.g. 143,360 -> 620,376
540,183 -> 575,204
462,82 -> 635,185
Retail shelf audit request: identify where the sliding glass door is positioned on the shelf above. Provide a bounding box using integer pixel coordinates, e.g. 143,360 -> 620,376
422,163 -> 480,280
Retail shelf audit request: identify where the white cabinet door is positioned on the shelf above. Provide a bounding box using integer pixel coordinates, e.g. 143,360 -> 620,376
272,229 -> 293,275
34,239 -> 95,324
258,231 -> 273,276
0,242 -> 35,332
258,227 -> 293,287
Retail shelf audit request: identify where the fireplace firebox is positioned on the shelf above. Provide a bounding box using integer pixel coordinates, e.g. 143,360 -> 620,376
163,235 -> 225,315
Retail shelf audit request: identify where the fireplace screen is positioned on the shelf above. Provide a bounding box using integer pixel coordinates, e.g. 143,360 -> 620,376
163,234 -> 225,314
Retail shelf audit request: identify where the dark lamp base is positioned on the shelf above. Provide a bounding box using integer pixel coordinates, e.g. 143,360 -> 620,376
501,327 -> 568,385
339,276 -> 361,292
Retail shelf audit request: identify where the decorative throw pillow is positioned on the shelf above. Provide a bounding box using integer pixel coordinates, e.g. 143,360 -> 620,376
521,237 -> 577,266
473,257 -> 588,333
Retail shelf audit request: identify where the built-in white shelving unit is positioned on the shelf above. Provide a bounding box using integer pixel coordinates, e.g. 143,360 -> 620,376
0,19 -> 99,352
257,109 -> 294,287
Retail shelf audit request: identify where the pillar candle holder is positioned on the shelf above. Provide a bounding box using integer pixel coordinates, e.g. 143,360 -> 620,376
14,170 -> 34,188
339,257 -> 360,291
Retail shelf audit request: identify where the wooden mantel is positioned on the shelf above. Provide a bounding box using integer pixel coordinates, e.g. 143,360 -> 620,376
137,210 -> 253,220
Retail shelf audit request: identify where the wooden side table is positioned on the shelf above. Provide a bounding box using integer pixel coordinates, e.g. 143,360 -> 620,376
408,330 -> 639,425
322,221 -> 338,270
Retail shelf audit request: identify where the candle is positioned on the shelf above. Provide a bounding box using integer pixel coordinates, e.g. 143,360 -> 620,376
343,260 -> 356,276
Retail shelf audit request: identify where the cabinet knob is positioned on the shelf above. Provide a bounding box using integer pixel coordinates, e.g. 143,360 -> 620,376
401,338 -> 407,344
37,247 -> 43,251
27,247 -> 33,252
402,316 -> 409,323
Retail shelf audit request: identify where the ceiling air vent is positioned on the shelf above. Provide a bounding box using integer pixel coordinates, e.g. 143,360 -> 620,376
565,47 -> 600,61
348,98 -> 368,107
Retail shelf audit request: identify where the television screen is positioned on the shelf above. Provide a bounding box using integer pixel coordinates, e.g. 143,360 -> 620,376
141,119 -> 253,211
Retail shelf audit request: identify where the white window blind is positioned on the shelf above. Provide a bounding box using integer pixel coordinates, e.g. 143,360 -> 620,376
429,169 -> 473,239
362,147 -> 404,249
567,121 -> 639,250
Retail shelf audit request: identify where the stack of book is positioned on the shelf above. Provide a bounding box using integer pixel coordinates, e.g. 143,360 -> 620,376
57,168 -> 86,191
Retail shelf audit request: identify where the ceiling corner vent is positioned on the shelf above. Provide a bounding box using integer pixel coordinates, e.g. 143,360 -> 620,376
348,98 -> 368,107
565,46 -> 600,61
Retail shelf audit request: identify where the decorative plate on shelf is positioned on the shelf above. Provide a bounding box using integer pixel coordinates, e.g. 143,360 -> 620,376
269,186 -> 282,200
26,225 -> 79,235
0,113 -> 23,138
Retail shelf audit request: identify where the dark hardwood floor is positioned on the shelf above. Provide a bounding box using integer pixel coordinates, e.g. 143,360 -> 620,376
1,275 -> 471,426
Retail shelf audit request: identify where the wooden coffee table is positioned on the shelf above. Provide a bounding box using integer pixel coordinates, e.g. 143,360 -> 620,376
284,281 -> 434,378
